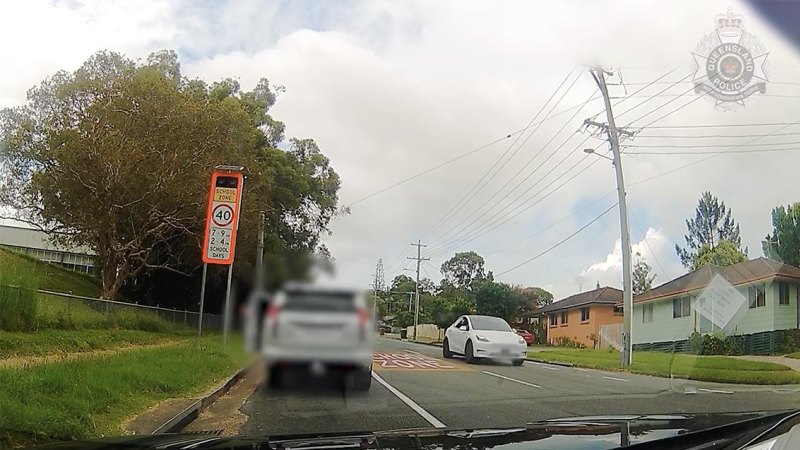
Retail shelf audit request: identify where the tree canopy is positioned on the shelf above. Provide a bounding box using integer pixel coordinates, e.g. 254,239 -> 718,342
0,50 -> 340,300
440,251 -> 486,291
693,239 -> 747,269
763,203 -> 800,267
675,191 -> 745,270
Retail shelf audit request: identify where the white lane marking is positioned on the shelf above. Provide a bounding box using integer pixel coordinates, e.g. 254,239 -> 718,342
698,388 -> 735,394
575,368 -> 590,372
371,372 -> 446,428
603,376 -> 628,382
528,363 -> 559,371
482,371 -> 542,388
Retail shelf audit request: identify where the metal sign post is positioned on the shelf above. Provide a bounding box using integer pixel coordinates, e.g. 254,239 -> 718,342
197,262 -> 208,345
200,165 -> 245,351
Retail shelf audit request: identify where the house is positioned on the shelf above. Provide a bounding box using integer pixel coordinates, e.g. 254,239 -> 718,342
632,258 -> 800,354
537,285 -> 623,348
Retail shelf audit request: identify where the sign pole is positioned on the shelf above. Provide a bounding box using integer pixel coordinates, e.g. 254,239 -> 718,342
223,262 -> 234,350
197,262 -> 208,345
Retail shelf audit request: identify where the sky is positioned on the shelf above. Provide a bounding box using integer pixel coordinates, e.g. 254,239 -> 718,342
1,0 -> 800,300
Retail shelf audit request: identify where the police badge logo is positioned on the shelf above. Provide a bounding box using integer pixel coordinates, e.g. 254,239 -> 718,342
691,8 -> 770,111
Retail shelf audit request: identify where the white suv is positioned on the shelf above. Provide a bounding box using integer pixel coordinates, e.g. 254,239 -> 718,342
262,284 -> 374,391
442,315 -> 527,365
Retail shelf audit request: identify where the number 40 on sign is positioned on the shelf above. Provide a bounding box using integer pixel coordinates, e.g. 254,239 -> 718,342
201,171 -> 243,265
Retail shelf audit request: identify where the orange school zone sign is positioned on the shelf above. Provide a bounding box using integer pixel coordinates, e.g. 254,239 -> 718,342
201,171 -> 243,265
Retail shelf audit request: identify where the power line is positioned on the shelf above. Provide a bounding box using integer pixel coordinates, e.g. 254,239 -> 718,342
495,203 -> 618,277
484,192 -> 617,257
427,152 -> 603,258
422,68 -> 581,237
628,119 -> 800,187
629,209 -> 673,281
636,131 -> 800,139
645,122 -> 799,129
346,93 -> 603,208
632,146 -> 800,156
428,134 -> 595,251
632,140 -> 800,148
428,89 -> 597,248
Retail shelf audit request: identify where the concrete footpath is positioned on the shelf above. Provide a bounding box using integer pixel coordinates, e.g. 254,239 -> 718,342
734,354 -> 800,373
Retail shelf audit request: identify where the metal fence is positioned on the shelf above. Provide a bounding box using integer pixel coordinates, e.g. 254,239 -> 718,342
33,288 -> 224,331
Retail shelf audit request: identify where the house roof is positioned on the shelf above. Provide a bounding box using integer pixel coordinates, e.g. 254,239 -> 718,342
633,257 -> 800,303
534,286 -> 622,315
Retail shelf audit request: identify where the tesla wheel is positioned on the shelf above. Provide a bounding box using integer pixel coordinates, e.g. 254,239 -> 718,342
512,359 -> 524,366
442,339 -> 453,358
465,341 -> 475,364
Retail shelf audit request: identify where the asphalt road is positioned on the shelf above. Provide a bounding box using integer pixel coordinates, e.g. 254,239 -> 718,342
238,337 -> 800,436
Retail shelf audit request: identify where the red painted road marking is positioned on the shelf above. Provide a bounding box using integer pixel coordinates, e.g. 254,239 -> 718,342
373,352 -> 459,371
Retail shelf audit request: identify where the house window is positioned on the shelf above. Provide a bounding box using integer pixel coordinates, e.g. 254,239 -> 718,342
749,284 -> 766,308
560,311 -> 568,325
613,305 -> 623,315
549,314 -> 557,327
779,282 -> 790,305
580,307 -> 590,322
642,303 -> 653,323
672,297 -> 690,318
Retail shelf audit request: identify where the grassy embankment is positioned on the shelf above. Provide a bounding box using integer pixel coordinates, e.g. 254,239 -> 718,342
0,337 -> 246,448
529,347 -> 800,385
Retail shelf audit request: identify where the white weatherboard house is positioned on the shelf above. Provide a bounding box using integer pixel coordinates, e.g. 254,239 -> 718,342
631,258 -> 800,354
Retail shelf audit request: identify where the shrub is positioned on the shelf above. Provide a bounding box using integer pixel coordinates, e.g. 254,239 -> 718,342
554,336 -> 585,348
688,331 -> 739,355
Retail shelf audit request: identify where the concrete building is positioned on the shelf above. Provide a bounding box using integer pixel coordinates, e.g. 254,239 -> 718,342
0,224 -> 95,274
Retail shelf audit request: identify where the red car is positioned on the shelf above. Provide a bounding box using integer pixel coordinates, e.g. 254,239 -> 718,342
515,329 -> 534,346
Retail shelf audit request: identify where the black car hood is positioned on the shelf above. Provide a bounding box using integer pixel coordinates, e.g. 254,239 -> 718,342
26,410 -> 794,450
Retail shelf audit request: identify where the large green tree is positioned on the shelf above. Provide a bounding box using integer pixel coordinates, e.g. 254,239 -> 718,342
763,203 -> 800,267
694,239 -> 747,269
0,50 -> 340,300
474,281 -> 519,322
514,286 -> 554,317
675,191 -> 745,270
440,251 -> 486,291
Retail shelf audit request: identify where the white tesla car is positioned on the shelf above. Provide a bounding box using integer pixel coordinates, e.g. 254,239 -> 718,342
442,315 -> 527,365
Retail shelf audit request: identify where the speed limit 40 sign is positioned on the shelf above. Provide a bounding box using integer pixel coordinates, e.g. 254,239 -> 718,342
201,171 -> 243,265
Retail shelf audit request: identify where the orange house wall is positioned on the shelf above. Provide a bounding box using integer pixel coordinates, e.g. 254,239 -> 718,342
545,305 -> 622,347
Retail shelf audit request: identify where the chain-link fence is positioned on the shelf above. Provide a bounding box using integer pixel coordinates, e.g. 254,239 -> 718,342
32,289 -> 223,332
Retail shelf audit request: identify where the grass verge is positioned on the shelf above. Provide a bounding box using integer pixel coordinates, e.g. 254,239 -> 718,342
0,337 -> 245,448
529,347 -> 800,385
0,329 -> 192,360
786,351 -> 800,360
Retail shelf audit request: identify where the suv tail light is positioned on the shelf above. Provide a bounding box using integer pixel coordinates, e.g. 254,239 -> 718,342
267,303 -> 280,338
358,307 -> 368,341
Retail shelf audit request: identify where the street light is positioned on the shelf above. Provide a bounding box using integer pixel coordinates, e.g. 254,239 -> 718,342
583,148 -> 614,163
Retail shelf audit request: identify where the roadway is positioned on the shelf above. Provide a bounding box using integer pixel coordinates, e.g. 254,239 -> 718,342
236,337 -> 800,436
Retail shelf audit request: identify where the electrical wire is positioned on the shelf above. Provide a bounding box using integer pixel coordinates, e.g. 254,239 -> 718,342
484,191 -> 617,257
633,146 -> 800,156
495,203 -> 618,277
422,69 -> 580,238
628,119 -> 800,187
427,152 -> 603,258
427,89 -> 598,248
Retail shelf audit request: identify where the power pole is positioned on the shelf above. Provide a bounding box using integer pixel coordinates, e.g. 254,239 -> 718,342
407,240 -> 429,341
584,67 -> 635,367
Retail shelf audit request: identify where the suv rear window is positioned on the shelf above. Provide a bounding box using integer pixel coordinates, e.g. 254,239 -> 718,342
283,291 -> 357,312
